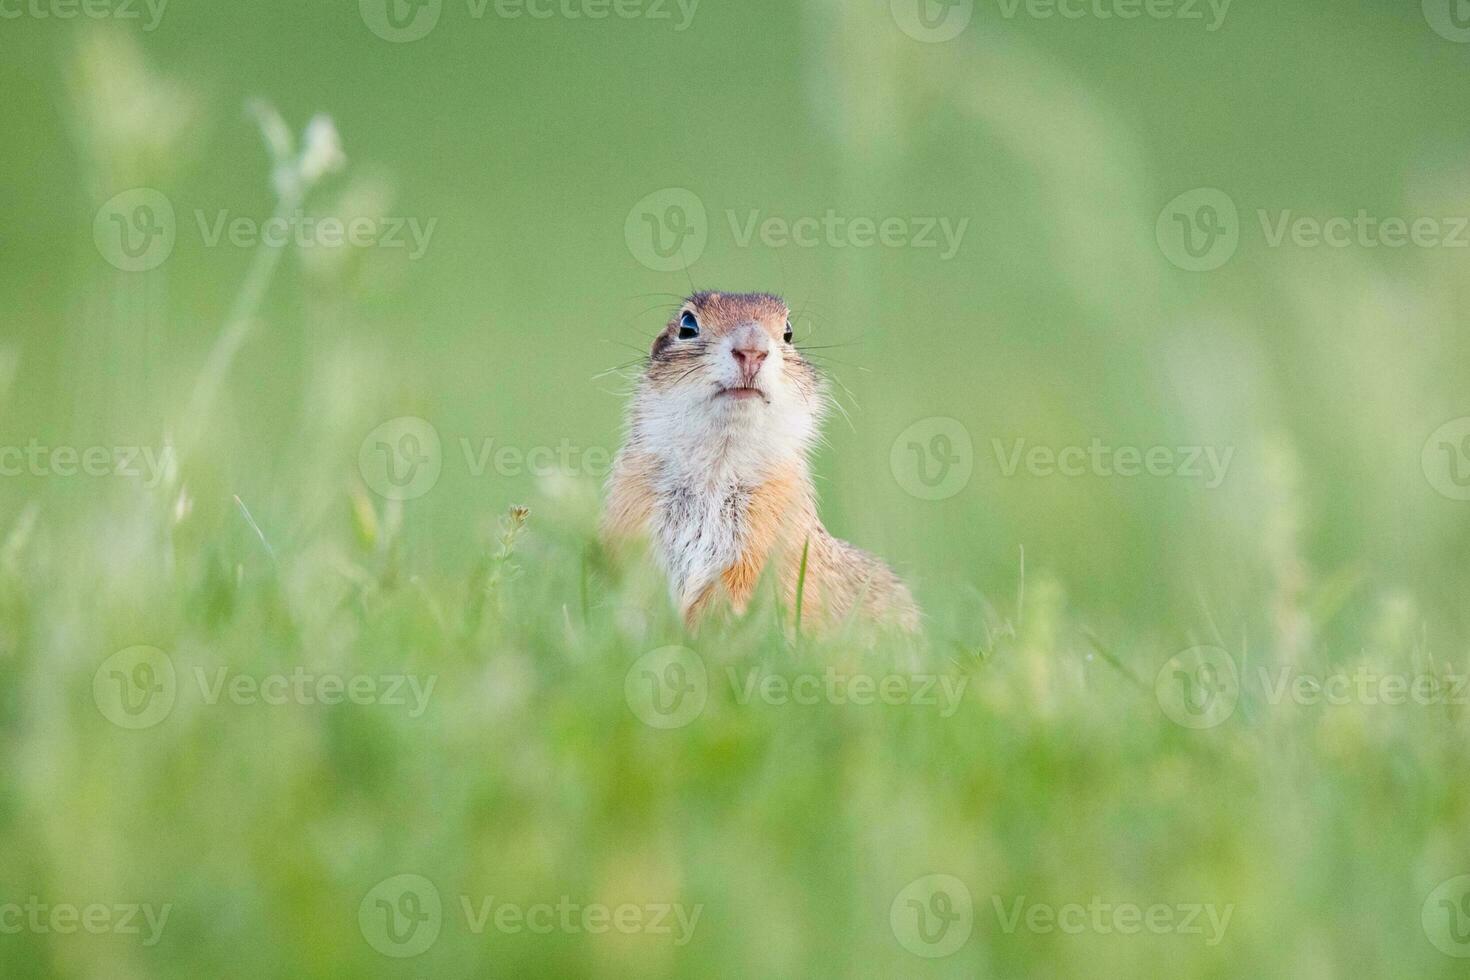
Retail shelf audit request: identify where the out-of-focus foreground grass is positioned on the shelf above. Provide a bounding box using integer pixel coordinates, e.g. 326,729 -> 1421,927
3,1 -> 1470,977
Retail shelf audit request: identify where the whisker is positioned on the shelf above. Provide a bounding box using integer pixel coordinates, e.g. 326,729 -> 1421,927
801,352 -> 871,372
615,306 -> 680,330
624,292 -> 689,302
591,358 -> 648,382
822,371 -> 861,416
669,358 -> 708,387
826,395 -> 856,434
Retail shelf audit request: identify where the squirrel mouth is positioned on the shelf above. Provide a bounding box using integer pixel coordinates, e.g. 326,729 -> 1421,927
716,385 -> 766,402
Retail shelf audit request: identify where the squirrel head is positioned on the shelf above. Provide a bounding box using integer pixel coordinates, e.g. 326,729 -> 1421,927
636,291 -> 826,463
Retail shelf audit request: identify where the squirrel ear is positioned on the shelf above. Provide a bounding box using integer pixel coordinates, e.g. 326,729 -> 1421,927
651,331 -> 672,358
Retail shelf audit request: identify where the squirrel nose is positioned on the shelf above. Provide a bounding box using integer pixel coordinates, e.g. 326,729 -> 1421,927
732,346 -> 768,376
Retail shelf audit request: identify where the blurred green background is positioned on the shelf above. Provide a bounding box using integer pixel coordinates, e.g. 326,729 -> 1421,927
5,0 -> 1470,635
3,0 -> 1470,977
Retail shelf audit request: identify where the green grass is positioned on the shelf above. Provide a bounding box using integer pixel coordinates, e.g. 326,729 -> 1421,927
1,474 -> 1468,978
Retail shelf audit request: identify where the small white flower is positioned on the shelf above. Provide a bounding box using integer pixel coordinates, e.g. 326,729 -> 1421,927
299,114 -> 346,188
247,102 -> 347,201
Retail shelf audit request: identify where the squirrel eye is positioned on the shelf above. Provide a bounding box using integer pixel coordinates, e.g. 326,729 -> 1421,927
678,311 -> 700,339
783,320 -> 794,343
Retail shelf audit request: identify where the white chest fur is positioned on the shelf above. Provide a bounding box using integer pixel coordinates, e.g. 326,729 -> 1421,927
634,384 -> 816,612
652,474 -> 752,611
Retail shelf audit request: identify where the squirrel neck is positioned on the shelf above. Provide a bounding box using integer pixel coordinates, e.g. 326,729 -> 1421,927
633,393 -> 818,495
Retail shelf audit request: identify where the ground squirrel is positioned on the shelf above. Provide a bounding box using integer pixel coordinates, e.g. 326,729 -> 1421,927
602,291 -> 920,633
